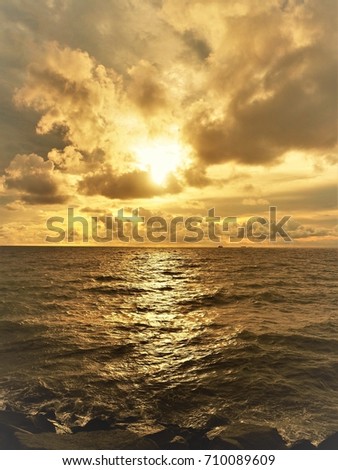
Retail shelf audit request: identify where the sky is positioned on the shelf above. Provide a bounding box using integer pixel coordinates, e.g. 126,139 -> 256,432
0,0 -> 337,246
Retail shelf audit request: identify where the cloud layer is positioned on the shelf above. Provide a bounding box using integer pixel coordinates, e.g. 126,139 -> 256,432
0,0 -> 336,244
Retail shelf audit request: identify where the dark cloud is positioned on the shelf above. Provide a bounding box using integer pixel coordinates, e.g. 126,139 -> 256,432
78,166 -> 182,200
12,42 -> 123,155
182,31 -> 211,61
184,44 -> 337,166
127,61 -> 168,115
157,0 -> 338,167
21,194 -> 69,205
3,153 -> 69,205
0,96 -> 64,173
183,164 -> 211,188
0,3 -> 65,171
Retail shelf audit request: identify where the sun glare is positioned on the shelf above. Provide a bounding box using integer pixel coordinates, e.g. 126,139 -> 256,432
133,138 -> 185,185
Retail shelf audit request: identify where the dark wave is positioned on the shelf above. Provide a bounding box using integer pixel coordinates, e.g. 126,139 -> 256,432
53,343 -> 135,359
257,331 -> 338,353
85,286 -> 146,295
179,288 -> 246,307
94,275 -> 126,282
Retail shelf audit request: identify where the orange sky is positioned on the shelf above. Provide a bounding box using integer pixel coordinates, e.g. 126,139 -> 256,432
0,0 -> 337,246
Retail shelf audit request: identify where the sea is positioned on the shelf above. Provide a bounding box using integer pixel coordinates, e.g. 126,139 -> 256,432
0,246 -> 337,445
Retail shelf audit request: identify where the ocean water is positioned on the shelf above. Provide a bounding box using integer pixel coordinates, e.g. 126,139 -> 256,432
0,246 -> 337,444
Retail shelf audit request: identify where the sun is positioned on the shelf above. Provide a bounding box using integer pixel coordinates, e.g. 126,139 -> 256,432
133,138 -> 185,185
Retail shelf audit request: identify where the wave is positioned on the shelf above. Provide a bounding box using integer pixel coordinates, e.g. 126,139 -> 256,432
257,331 -> 338,354
0,320 -> 47,335
179,288 -> 245,308
94,275 -> 126,282
53,343 -> 135,360
179,287 -> 291,309
85,286 -> 146,295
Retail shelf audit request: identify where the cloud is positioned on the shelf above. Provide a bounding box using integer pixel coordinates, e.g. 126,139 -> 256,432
162,0 -> 338,166
0,0 -> 185,171
47,146 -> 86,174
287,225 -> 337,240
0,176 -> 5,193
183,164 -> 212,188
188,181 -> 337,220
127,60 -> 169,115
0,221 -> 49,244
10,42 -> 187,185
242,198 -> 270,206
80,206 -> 108,215
269,183 -> 338,212
21,194 -> 69,205
0,0 -> 180,72
13,42 -> 125,158
9,40 -> 195,201
3,153 -> 69,204
324,154 -> 338,166
181,30 -> 211,61
5,200 -> 26,211
78,166 -> 182,200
